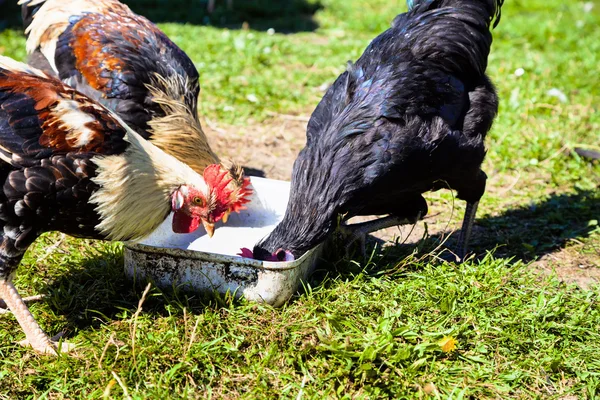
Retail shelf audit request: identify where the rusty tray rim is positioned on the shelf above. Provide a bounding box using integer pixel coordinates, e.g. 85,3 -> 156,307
124,242 -> 323,272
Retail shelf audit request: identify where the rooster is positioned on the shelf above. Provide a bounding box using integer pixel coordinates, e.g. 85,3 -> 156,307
0,56 -> 240,354
252,0 -> 503,261
18,0 -> 251,234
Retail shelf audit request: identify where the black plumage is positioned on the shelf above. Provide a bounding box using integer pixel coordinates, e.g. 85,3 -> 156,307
0,69 -> 128,278
255,0 -> 503,260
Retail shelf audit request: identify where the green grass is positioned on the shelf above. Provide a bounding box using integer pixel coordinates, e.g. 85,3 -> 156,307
1,0 -> 600,398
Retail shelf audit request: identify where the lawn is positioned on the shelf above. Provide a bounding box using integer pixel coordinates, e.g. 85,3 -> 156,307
0,0 -> 599,398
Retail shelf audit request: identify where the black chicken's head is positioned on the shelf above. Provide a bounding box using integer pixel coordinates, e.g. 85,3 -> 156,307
239,246 -> 295,262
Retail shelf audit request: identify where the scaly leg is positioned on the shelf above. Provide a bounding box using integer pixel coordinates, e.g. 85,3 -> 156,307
339,215 -> 419,257
455,201 -> 479,261
0,278 -> 73,355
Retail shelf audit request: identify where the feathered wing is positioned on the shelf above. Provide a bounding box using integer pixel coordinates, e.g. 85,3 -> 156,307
19,0 -> 201,138
17,0 -> 255,206
0,57 -> 128,164
0,56 -> 209,243
19,0 -> 257,214
0,55 -> 129,244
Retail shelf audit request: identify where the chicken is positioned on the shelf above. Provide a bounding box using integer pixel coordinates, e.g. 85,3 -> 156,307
253,0 -> 503,261
0,56 -> 237,354
18,0 -> 251,234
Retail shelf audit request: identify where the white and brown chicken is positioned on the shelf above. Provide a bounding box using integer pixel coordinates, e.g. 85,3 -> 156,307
19,0 -> 251,234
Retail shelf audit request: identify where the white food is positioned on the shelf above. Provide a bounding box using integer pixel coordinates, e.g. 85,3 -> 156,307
136,177 -> 290,257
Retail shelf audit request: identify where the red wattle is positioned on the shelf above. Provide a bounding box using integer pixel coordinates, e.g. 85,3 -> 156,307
172,211 -> 200,234
238,248 -> 255,258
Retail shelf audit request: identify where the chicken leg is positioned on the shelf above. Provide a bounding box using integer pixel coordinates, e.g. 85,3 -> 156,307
454,201 -> 479,261
0,278 -> 70,355
339,214 -> 421,257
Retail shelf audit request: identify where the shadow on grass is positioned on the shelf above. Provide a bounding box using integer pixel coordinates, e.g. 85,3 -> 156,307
465,189 -> 600,262
42,244 -> 235,335
0,0 -> 323,33
310,189 -> 600,284
408,189 -> 598,263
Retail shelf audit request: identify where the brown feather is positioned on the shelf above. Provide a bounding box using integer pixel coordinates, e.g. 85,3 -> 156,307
68,12 -> 157,94
145,75 -> 250,209
145,74 -> 220,172
0,69 -> 123,155
22,0 -> 130,69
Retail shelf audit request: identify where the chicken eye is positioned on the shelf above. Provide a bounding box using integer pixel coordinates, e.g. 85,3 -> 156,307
193,197 -> 204,206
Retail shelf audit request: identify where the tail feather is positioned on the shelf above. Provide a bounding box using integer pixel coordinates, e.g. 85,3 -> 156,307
405,0 -> 503,28
18,0 -> 126,56
393,0 -> 504,79
0,55 -> 49,78
19,0 -> 48,34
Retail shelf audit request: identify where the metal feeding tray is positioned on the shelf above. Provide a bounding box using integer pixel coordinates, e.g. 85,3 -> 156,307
123,177 -> 323,307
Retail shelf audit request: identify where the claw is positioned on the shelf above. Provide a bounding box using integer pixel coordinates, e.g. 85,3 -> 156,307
0,279 -> 71,356
337,215 -> 419,258
454,201 -> 479,262
18,332 -> 76,355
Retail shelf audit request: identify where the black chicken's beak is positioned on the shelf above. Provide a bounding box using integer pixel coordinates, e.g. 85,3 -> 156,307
203,220 -> 215,237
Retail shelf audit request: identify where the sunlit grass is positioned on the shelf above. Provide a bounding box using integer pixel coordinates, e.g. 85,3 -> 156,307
0,0 -> 598,397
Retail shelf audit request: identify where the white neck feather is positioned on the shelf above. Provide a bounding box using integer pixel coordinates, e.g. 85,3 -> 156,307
0,55 -> 49,78
90,119 -> 207,242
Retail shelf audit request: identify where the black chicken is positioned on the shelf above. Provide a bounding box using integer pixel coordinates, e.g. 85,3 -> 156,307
253,0 -> 503,261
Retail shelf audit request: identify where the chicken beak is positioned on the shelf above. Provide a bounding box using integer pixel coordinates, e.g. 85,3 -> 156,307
222,211 -> 231,224
203,220 -> 215,238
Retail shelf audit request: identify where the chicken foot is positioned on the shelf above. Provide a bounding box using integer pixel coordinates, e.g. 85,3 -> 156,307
454,201 -> 479,262
339,215 -> 419,257
0,278 -> 71,355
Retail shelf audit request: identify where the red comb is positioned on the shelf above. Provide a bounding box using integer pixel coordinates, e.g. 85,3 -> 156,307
205,165 -> 253,215
229,176 -> 253,213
